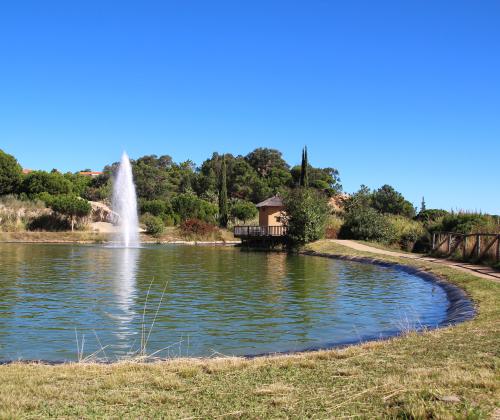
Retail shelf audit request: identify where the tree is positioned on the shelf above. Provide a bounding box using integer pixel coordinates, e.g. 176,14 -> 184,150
371,185 -> 415,218
245,148 -> 289,177
21,171 -> 73,196
47,194 -> 91,231
300,146 -> 309,187
421,197 -> 426,213
171,193 -> 218,223
0,149 -> 22,195
218,155 -> 229,228
230,200 -> 257,223
283,188 -> 329,246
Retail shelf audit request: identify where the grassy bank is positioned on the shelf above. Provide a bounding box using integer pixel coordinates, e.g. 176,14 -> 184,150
0,228 -> 237,244
0,231 -> 110,243
0,241 -> 498,418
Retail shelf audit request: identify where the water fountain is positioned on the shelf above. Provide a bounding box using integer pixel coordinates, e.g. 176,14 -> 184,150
112,152 -> 140,248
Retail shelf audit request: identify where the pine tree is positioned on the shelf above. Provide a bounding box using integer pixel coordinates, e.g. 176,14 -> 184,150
300,146 -> 309,187
421,197 -> 426,213
218,155 -> 229,228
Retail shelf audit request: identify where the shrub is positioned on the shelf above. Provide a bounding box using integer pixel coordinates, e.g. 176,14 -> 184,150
371,184 -> 416,218
437,213 -> 499,234
141,213 -> 165,237
340,205 -> 394,242
21,171 -> 73,196
283,188 -> 329,246
180,218 -> 218,238
0,149 -> 22,195
27,213 -> 71,231
139,199 -> 174,223
47,194 -> 92,231
171,193 -> 218,223
230,200 -> 257,223
325,215 -> 343,239
386,215 -> 426,251
415,209 -> 449,223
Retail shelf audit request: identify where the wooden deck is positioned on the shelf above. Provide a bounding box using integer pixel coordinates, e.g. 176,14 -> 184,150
234,225 -> 287,238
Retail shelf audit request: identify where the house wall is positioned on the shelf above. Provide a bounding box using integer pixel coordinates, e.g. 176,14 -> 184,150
258,206 -> 285,227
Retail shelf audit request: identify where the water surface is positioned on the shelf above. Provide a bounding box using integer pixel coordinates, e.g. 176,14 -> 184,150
0,243 -> 448,361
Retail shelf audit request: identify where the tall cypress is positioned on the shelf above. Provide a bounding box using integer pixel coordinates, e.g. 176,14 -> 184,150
300,146 -> 309,187
218,155 -> 229,228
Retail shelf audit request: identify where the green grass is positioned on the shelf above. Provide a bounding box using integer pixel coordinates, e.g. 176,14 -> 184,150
0,240 -> 498,418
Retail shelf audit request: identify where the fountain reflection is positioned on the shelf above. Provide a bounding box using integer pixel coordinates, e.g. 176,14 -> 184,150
110,247 -> 140,347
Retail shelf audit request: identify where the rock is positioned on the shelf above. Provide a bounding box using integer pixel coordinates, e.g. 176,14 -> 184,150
439,395 -> 461,403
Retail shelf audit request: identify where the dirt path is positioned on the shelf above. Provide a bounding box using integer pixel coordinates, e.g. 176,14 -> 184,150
332,239 -> 500,282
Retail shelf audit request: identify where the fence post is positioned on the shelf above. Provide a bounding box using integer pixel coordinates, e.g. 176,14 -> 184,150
432,233 -> 436,251
463,235 -> 467,260
476,234 -> 481,258
496,235 -> 500,263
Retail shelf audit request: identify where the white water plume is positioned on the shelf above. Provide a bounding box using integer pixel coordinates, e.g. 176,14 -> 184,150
112,152 -> 140,248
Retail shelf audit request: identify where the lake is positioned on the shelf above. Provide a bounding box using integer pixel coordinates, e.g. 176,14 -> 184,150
0,243 -> 449,361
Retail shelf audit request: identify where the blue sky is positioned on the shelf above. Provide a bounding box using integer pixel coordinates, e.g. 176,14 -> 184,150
1,1 -> 499,213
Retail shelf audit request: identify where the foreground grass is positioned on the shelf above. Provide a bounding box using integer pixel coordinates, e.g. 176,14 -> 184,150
1,241 -> 498,418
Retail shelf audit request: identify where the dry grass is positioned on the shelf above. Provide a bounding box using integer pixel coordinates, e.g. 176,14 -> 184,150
0,231 -> 109,243
0,240 -> 498,418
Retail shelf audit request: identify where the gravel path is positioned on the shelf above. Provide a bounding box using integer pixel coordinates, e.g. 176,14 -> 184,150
332,239 -> 500,282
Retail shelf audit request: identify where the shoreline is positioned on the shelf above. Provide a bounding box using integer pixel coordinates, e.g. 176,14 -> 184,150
0,243 -> 476,365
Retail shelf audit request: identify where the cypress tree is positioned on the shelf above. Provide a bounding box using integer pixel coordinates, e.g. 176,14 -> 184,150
218,155 -> 229,228
300,146 -> 309,187
421,197 -> 426,213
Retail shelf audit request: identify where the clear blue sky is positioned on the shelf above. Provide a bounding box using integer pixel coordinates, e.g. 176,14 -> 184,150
1,1 -> 499,213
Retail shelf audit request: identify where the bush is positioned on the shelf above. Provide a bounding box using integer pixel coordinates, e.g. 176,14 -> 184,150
283,188 -> 329,246
437,213 -> 499,234
325,215 -> 343,239
139,199 -> 175,224
415,209 -> 449,223
371,184 -> 415,218
171,193 -> 218,223
179,218 -> 218,239
340,205 -> 394,242
46,194 -> 92,231
386,215 -> 426,251
0,149 -> 22,195
141,213 -> 165,237
21,171 -> 73,196
230,200 -> 257,223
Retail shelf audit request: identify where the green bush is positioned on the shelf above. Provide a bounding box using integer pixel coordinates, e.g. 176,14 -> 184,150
415,209 -> 449,223
171,193 -> 218,224
0,149 -> 22,195
230,200 -> 257,223
438,213 -> 498,234
283,188 -> 329,246
46,194 -> 91,231
141,213 -> 165,237
21,171 -> 73,196
386,215 -> 426,251
371,184 -> 416,218
340,205 -> 394,242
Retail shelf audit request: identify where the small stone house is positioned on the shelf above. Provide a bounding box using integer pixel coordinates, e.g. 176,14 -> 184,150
256,196 -> 285,227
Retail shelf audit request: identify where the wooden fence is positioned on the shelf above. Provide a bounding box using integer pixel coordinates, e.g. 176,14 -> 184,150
234,225 -> 287,238
432,232 -> 500,263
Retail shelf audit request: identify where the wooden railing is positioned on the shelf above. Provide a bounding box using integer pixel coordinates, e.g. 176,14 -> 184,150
233,225 -> 287,238
432,232 -> 500,263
